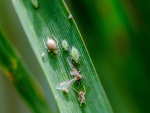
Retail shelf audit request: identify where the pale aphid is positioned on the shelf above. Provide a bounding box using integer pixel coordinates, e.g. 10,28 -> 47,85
67,57 -> 82,81
31,0 -> 38,8
56,77 -> 77,93
41,52 -> 45,57
43,35 -> 60,55
62,40 -> 69,51
71,46 -> 80,63
73,86 -> 86,106
68,14 -> 72,19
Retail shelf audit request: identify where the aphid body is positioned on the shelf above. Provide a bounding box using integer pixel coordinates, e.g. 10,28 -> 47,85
73,87 -> 86,106
71,46 -> 80,63
67,57 -> 82,81
43,35 -> 59,54
31,0 -> 38,8
56,77 -> 77,93
62,40 -> 69,51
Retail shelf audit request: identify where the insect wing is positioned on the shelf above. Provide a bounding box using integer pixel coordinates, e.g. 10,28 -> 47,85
70,71 -> 79,75
56,81 -> 66,90
56,78 -> 76,90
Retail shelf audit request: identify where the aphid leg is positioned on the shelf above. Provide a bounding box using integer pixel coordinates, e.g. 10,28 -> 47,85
43,39 -> 48,49
73,87 -> 79,93
50,53 -> 57,58
78,65 -> 81,73
57,49 -> 60,57
80,102 -> 82,106
83,86 -> 86,94
52,35 -> 60,56
52,35 -> 59,46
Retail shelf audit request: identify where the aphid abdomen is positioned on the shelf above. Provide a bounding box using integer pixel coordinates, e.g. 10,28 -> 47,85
31,0 -> 38,8
47,39 -> 57,50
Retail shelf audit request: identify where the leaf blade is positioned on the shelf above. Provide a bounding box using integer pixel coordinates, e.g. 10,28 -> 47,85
12,0 -> 113,112
0,29 -> 54,113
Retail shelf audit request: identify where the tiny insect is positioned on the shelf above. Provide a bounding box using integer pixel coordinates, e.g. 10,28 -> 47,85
56,77 -> 77,93
73,86 -> 86,106
67,57 -> 82,81
41,52 -> 45,57
43,35 -> 60,55
71,46 -> 80,63
31,0 -> 38,8
68,14 -> 72,19
62,40 -> 69,51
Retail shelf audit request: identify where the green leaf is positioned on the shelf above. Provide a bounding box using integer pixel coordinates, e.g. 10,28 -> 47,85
0,29 -> 53,113
12,0 -> 113,112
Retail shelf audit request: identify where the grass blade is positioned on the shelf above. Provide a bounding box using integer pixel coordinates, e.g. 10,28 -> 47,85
0,29 -> 52,113
12,0 -> 113,112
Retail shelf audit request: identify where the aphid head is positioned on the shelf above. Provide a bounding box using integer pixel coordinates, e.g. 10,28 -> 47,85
79,91 -> 84,95
76,74 -> 82,81
47,38 -> 57,50
62,40 -> 69,51
71,46 -> 80,63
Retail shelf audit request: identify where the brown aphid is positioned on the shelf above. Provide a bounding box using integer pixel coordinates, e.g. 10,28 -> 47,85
67,57 -> 82,81
43,35 -> 60,54
73,86 -> 86,106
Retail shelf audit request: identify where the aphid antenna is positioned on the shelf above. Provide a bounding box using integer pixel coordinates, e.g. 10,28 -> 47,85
43,39 -> 48,49
52,35 -> 60,57
72,87 -> 79,93
52,35 -> 59,46
83,85 -> 86,94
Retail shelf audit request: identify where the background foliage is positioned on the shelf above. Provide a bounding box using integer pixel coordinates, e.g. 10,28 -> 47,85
0,0 -> 150,113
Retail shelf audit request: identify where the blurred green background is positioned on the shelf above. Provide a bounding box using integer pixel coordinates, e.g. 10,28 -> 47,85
0,0 -> 150,113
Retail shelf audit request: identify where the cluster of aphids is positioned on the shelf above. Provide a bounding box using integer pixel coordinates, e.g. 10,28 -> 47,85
31,0 -> 85,106
42,34 -> 86,106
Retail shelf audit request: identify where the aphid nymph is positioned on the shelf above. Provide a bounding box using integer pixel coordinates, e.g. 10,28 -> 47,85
73,86 -> 86,106
31,0 -> 38,8
43,35 -> 60,54
71,46 -> 80,63
67,57 -> 82,81
56,77 -> 77,93
62,40 -> 69,51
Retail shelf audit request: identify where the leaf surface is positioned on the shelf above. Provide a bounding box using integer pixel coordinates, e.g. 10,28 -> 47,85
12,0 -> 113,112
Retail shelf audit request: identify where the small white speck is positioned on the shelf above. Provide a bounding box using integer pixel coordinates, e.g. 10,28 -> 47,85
68,14 -> 72,19
41,52 -> 45,57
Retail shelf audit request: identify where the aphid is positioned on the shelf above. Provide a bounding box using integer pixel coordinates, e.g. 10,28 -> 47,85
73,86 -> 86,106
62,40 -> 69,51
71,46 -> 80,63
31,0 -> 38,8
41,52 -> 45,57
67,57 -> 82,81
43,35 -> 60,54
68,14 -> 72,19
56,77 -> 77,93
